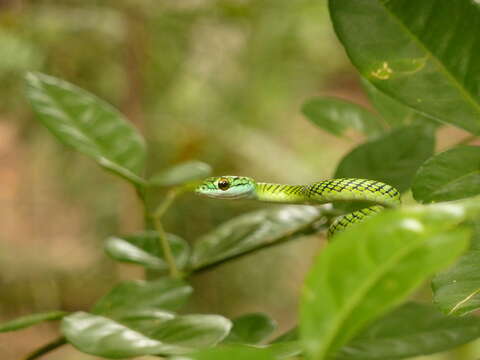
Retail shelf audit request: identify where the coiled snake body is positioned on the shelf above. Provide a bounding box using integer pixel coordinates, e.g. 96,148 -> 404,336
195,176 -> 400,238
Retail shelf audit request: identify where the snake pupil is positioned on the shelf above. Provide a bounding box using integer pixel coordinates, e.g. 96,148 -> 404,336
218,178 -> 230,191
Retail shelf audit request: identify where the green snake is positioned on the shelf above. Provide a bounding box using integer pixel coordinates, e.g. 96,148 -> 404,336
195,176 -> 401,238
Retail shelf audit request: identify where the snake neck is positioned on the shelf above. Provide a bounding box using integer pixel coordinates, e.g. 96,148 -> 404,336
254,182 -> 308,204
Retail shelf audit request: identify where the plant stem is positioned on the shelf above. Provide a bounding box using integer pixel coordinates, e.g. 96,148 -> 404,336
136,185 -> 153,230
154,188 -> 178,218
153,215 -> 180,278
22,336 -> 66,360
152,189 -> 180,279
191,217 -> 330,275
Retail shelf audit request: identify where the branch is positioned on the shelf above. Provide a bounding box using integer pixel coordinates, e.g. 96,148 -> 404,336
152,188 -> 180,278
22,336 -> 66,360
190,220 -> 329,275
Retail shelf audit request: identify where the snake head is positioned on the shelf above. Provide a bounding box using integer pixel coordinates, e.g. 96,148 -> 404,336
195,176 -> 256,199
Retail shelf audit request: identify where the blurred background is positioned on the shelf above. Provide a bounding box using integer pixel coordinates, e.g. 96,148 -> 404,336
0,0 -> 472,359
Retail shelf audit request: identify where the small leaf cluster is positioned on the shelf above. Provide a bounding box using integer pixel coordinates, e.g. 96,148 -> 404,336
7,73 -> 330,358
3,1 -> 480,360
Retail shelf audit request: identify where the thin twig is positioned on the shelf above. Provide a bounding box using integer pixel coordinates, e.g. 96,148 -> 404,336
153,215 -> 180,278
22,336 -> 66,360
154,188 -> 178,218
152,188 -> 180,278
190,218 -> 330,275
135,185 -> 151,229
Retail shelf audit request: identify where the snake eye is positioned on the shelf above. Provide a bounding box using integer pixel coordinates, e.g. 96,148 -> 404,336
218,178 -> 230,191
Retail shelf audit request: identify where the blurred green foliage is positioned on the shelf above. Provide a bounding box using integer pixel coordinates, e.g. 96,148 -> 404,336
3,1 -> 478,359
0,1 -> 350,357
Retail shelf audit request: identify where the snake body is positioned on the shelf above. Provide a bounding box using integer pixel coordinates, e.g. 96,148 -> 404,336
195,176 -> 400,238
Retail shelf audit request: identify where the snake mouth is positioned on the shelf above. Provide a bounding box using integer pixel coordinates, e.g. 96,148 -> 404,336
197,191 -> 245,200
195,185 -> 251,199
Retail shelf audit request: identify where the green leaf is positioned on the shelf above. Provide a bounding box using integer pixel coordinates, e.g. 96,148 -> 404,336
149,315 -> 232,350
361,78 -> 439,129
302,97 -> 383,137
62,312 -> 231,358
262,328 -> 303,359
25,72 -> 146,186
189,345 -> 276,360
190,205 -> 328,271
300,206 -> 470,360
149,161 -> 212,187
469,219 -> 480,250
336,302 -> 480,360
264,302 -> 480,359
335,125 -> 434,193
271,328 -> 298,344
225,313 -> 277,345
0,311 -> 67,332
412,146 -> 480,203
433,250 -> 480,316
329,0 -> 480,135
104,231 -> 190,271
62,312 -> 177,358
265,341 -> 302,359
62,278 -> 229,358
432,219 -> 480,316
361,78 -> 411,128
92,278 -> 193,318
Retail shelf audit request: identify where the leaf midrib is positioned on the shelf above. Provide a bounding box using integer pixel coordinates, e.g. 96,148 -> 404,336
43,84 -> 122,164
449,286 -> 480,315
34,77 -> 144,179
350,322 -> 480,344
36,79 -> 147,184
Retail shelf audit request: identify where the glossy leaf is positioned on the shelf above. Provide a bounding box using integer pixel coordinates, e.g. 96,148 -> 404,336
302,97 -> 383,137
469,219 -> 480,250
412,146 -> 480,203
104,231 -> 190,270
225,313 -> 277,345
361,78 -> 410,127
0,311 -> 67,332
436,196 -> 480,224
62,312 -> 231,358
63,278 -> 228,358
271,328 -> 298,344
265,341 -> 302,359
189,345 -> 276,360
329,0 -> 480,135
300,205 -> 470,360
361,78 -> 439,129
336,302 -> 480,360
191,205 -> 328,270
25,72 -> 146,185
149,161 -> 212,187
433,250 -> 480,316
430,210 -> 480,317
149,315 -> 232,350
262,328 -> 302,359
335,125 -> 434,193
92,278 -> 193,318
62,312 -> 179,358
266,301 -> 480,359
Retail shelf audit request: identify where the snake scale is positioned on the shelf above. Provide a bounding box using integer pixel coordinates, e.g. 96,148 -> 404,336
195,176 -> 401,238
